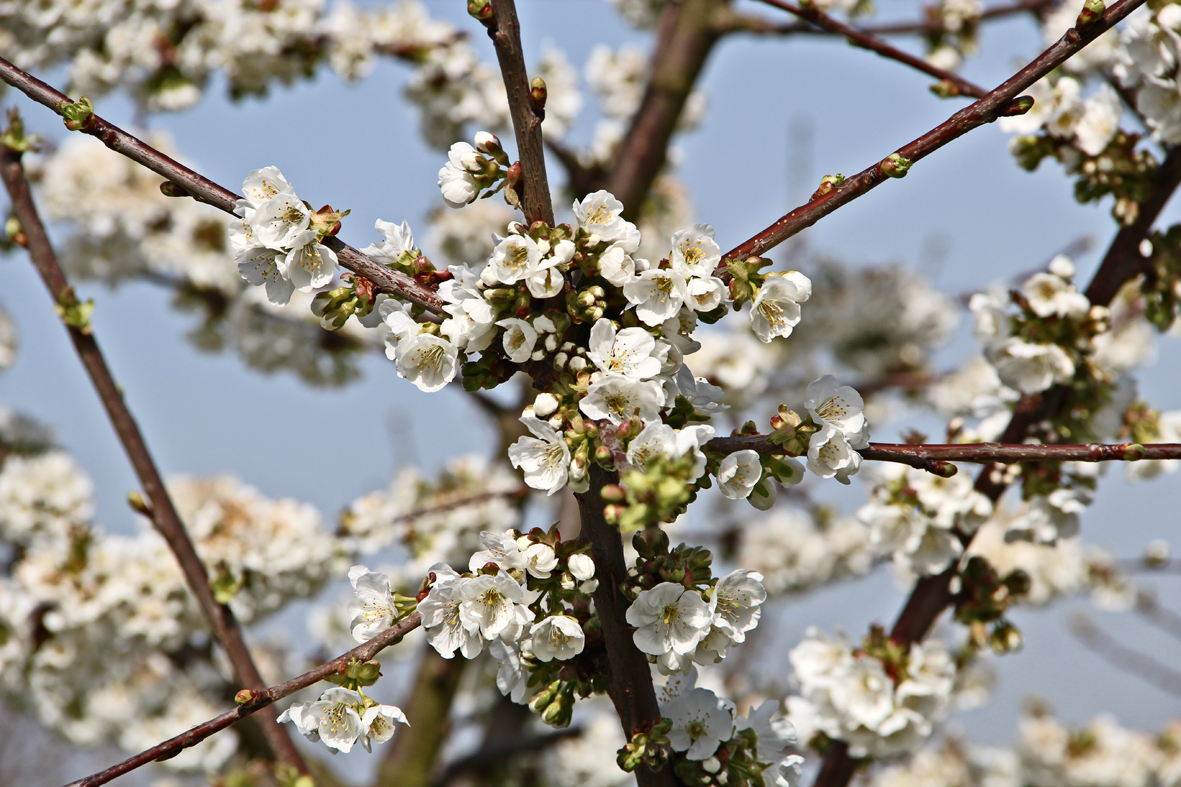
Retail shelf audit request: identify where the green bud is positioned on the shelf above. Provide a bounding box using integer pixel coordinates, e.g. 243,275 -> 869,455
1001,95 -> 1036,117
467,0 -> 493,21
1076,0 -> 1104,29
594,444 -> 615,468
529,680 -> 562,714
811,173 -> 844,200
159,181 -> 189,198
0,108 -> 41,153
601,484 -> 626,503
880,152 -> 912,178
127,490 -> 153,517
53,289 -> 95,335
235,689 -> 263,706
58,96 -> 96,131
530,77 -> 548,113
1123,443 -> 1146,461
542,692 -> 573,728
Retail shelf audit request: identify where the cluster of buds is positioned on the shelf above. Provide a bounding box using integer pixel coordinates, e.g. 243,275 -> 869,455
953,556 -> 1031,655
1138,225 -> 1181,330
672,726 -> 772,787
1011,129 -> 1155,226
312,275 -> 377,330
618,718 -> 674,773
623,529 -> 714,601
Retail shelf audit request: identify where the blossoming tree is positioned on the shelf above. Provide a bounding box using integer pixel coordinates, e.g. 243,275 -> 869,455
2,0 -> 1181,786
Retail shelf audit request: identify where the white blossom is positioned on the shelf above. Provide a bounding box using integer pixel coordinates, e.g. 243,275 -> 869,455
497,318 -> 539,363
281,688 -> 364,753
751,272 -> 811,342
395,334 -> 459,393
568,553 -> 596,582
438,141 -> 482,207
419,569 -> 483,659
624,270 -> 689,326
530,615 -> 586,662
580,375 -> 665,424
283,233 -> 337,291
807,428 -> 862,485
670,224 -> 721,278
573,190 -> 640,251
508,414 -> 571,494
587,318 -> 663,380
626,582 -> 712,656
710,569 -> 767,644
458,571 -> 524,640
717,450 -> 763,500
359,704 -> 409,752
661,687 -> 735,760
805,375 -> 868,446
991,338 -> 1075,395
346,565 -> 396,643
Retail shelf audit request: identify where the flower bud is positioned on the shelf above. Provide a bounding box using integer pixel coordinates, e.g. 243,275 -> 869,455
1001,95 -> 1036,117
127,490 -> 153,517
159,180 -> 188,198
1076,0 -> 1104,29
530,77 -> 548,113
811,173 -> 844,200
600,484 -> 626,503
534,392 -> 560,417
880,152 -> 912,178
568,552 -> 595,580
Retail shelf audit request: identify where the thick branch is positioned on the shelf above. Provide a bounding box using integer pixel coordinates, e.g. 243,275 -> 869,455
723,0 -> 1147,263
62,614 -> 421,787
576,466 -> 677,787
377,648 -> 467,787
0,148 -> 310,775
606,0 -> 725,219
0,56 -> 445,317
483,0 -> 554,225
752,0 -> 988,98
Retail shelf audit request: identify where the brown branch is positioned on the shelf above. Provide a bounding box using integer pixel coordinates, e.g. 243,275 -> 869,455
0,148 -> 311,776
576,466 -> 677,787
723,0 -> 1147,263
751,0 -> 988,98
606,0 -> 726,220
724,0 -> 1056,37
480,0 -> 554,225
62,614 -> 422,787
1134,593 -> 1181,644
431,727 -> 582,787
0,56 -> 446,318
1069,613 -> 1181,697
709,437 -> 1181,475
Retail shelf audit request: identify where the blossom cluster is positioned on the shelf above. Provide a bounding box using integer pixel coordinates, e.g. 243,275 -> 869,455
229,167 -> 343,307
787,628 -> 957,758
626,568 -> 768,676
279,687 -> 408,754
858,463 -> 993,577
0,452 -> 339,770
655,675 -> 803,787
348,528 -> 598,727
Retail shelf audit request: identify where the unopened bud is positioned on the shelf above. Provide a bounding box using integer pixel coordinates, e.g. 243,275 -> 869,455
1123,443 -> 1146,461
594,444 -> 615,467
880,152 -> 912,178
1075,0 -> 1104,30
811,173 -> 844,200
159,180 -> 188,198
530,77 -> 548,113
127,491 -> 153,517
467,0 -> 493,21
235,689 -> 263,706
1001,95 -> 1035,117
601,484 -> 626,503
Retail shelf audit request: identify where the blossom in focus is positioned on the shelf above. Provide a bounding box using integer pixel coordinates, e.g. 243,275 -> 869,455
530,615 -> 586,662
717,450 -> 763,499
750,272 -> 811,342
661,687 -> 735,760
508,414 -> 572,494
626,582 -> 712,656
346,565 -> 396,643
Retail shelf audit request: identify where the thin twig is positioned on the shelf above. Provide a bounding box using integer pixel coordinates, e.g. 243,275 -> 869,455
0,148 -> 309,776
724,0 -> 1056,37
1134,593 -> 1181,645
722,0 -> 1147,264
479,0 -> 554,225
708,437 -> 1181,476
0,56 -> 446,318
1069,613 -> 1181,697
61,614 -> 422,787
752,0 -> 988,98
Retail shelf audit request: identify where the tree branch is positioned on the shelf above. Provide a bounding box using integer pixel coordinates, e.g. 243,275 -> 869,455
751,0 -> 989,98
480,0 -> 554,225
722,0 -> 1147,263
0,146 -> 312,776
1069,613 -> 1181,697
61,614 -> 422,787
0,56 -> 446,318
721,0 -> 1056,37
708,437 -> 1181,475
576,466 -> 677,787
606,0 -> 726,220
